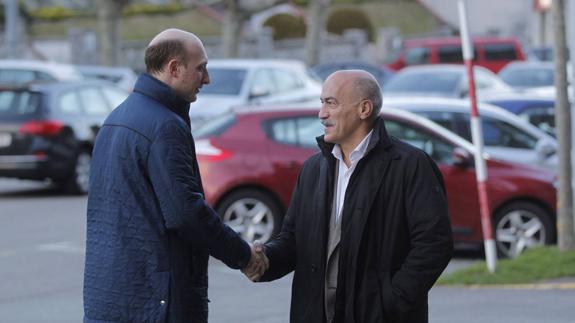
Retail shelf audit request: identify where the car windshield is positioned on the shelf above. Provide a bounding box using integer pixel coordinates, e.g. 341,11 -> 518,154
201,68 -> 247,95
0,90 -> 41,117
499,68 -> 555,88
385,71 -> 461,94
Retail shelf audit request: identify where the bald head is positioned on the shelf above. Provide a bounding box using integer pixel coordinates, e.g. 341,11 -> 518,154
325,70 -> 382,119
145,29 -> 205,75
148,28 -> 202,47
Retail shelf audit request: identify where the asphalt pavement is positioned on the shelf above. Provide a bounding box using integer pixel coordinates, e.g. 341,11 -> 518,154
1,179 -> 574,323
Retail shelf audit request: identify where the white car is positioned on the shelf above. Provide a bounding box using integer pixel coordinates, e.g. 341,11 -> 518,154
383,64 -> 514,99
0,59 -> 83,84
382,97 -> 558,172
189,59 -> 322,128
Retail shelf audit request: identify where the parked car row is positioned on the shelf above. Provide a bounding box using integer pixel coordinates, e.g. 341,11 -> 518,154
188,59 -> 322,129
0,80 -> 129,194
0,59 -> 137,91
194,104 -> 557,258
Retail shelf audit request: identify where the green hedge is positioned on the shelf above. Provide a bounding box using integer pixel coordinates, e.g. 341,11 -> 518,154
263,13 -> 306,41
122,3 -> 184,17
29,6 -> 75,21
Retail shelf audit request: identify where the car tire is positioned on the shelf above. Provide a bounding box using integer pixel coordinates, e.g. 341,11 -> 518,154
493,201 -> 555,258
216,189 -> 283,244
63,150 -> 92,195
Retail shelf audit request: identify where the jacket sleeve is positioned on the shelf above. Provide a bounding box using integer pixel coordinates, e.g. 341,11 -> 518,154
258,170 -> 302,281
383,154 -> 453,320
147,120 -> 251,270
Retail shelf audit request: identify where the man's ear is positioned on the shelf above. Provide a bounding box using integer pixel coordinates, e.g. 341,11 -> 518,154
359,100 -> 373,120
166,59 -> 180,77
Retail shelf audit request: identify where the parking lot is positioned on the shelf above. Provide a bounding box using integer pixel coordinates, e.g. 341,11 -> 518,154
1,178 -> 574,323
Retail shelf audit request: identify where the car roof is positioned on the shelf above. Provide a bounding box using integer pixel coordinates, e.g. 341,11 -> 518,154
500,61 -> 555,70
0,59 -> 83,80
397,64 -> 490,74
207,59 -> 309,69
0,79 -> 124,93
403,36 -> 520,47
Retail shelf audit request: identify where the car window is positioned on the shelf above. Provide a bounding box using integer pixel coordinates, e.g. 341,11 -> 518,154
59,91 -> 82,115
0,69 -> 43,84
78,88 -> 109,115
101,86 -> 128,109
272,69 -> 304,93
499,68 -> 555,88
437,45 -> 478,63
519,107 -> 555,137
251,69 -> 276,97
0,90 -> 40,116
36,71 -> 56,81
385,71 -> 461,94
483,43 -> 518,60
437,46 -> 463,63
460,114 -> 538,149
404,47 -> 430,65
385,119 -> 454,164
201,68 -> 247,95
416,111 -> 457,132
268,116 -> 322,149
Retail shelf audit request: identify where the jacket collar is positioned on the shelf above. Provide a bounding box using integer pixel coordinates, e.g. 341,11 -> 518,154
133,73 -> 191,126
316,117 -> 393,159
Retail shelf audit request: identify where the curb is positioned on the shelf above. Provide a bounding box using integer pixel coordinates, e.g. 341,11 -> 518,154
444,282 -> 575,290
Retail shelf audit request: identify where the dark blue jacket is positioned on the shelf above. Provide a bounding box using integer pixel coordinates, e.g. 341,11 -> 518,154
84,74 -> 251,323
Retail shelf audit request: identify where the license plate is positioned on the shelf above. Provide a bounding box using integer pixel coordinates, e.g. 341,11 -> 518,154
0,133 -> 12,148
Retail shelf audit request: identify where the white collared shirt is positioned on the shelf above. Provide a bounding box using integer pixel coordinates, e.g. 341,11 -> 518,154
331,130 -> 374,223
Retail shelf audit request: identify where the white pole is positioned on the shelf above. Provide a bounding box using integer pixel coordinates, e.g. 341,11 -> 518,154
457,0 -> 497,273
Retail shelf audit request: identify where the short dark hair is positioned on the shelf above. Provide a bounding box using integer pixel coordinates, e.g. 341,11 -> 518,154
144,39 -> 189,74
354,77 -> 382,118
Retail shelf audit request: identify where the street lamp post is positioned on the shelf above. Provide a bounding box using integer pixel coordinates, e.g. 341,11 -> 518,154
535,0 -> 553,46
4,0 -> 20,58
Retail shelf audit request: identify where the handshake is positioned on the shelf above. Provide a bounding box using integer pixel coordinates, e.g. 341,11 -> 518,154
241,240 -> 269,282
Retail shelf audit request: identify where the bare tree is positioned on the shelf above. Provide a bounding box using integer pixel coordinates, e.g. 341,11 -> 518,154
304,0 -> 330,66
552,0 -> 575,252
97,0 -> 129,66
221,0 -> 287,58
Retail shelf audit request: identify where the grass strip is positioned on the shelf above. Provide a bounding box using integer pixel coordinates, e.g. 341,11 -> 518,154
438,246 -> 575,285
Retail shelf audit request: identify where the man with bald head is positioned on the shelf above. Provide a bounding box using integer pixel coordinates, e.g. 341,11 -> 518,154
254,70 -> 453,322
84,29 -> 266,323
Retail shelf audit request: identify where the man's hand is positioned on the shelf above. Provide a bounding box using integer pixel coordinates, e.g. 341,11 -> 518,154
242,240 -> 269,282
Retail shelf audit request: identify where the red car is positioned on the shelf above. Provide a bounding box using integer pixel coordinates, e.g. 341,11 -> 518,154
195,105 -> 556,258
385,36 -> 526,73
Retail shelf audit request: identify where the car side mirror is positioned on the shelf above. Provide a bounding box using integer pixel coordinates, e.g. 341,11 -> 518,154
535,139 -> 557,158
452,147 -> 472,168
249,86 -> 270,100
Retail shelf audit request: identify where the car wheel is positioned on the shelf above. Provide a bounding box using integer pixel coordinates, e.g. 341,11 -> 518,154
216,189 -> 283,244
63,150 -> 91,195
493,202 -> 555,258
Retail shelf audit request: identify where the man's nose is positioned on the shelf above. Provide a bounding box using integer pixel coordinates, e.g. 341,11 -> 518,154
319,105 -> 328,119
203,71 -> 210,84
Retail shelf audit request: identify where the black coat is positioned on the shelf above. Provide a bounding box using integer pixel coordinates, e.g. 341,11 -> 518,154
261,118 -> 453,323
83,74 -> 251,323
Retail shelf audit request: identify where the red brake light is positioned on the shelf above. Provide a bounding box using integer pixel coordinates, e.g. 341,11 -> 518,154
196,139 -> 233,162
19,120 -> 64,136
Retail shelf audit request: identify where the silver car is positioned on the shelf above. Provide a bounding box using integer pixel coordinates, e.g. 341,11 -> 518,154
383,64 -> 513,99
189,59 -> 322,128
382,97 -> 558,172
